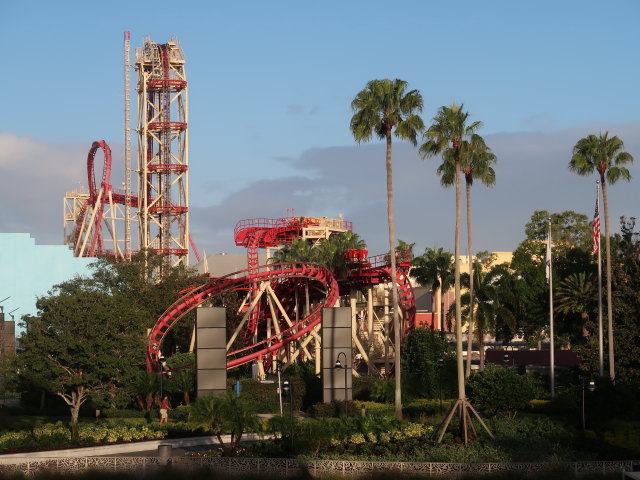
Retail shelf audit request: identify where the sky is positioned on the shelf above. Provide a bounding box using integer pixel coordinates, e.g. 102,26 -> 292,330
1,0 -> 639,261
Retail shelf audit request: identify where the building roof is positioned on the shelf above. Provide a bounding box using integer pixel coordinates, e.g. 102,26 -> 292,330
485,349 -> 580,367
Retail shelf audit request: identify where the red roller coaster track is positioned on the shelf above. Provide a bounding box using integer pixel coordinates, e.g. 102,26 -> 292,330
147,262 -> 339,370
73,140 -> 200,262
146,217 -> 416,372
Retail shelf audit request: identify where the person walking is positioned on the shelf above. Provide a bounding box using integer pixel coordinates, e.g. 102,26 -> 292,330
159,395 -> 171,424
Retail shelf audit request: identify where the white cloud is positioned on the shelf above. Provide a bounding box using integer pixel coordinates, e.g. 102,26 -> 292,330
2,125 -> 638,262
0,133 -> 106,244
191,122 -> 640,258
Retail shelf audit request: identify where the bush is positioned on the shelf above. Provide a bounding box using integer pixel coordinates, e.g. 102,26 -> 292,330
467,364 -> 541,420
227,377 -> 305,413
402,398 -> 455,419
171,404 -> 191,422
308,400 -> 358,418
99,408 -> 145,419
354,401 -> 393,416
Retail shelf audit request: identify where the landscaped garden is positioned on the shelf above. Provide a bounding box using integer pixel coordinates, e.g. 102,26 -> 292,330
1,359 -> 639,464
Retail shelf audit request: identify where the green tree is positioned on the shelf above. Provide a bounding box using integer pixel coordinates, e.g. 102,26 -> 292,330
411,246 -> 454,330
401,328 -> 454,399
555,272 -> 596,346
460,136 -> 497,377
90,253 -> 202,355
270,239 -> 317,264
431,138 -> 496,372
509,210 -> 597,348
18,281 -> 145,439
467,364 -> 540,420
166,352 -> 195,406
420,103 -> 490,443
460,263 -> 515,370
524,210 -> 591,251
350,78 -> 424,420
190,393 -> 261,456
569,132 -> 633,381
606,218 -> 640,385
270,232 -> 366,279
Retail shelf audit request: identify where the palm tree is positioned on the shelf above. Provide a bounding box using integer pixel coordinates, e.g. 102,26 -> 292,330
461,137 -> 496,377
569,132 -> 633,380
350,78 -> 424,420
460,262 -> 514,370
555,272 -> 597,342
420,103 -> 493,444
411,246 -> 454,330
434,135 -> 496,376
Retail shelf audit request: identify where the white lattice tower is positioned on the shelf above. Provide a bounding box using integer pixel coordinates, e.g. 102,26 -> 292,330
135,37 -> 189,269
124,31 -> 133,260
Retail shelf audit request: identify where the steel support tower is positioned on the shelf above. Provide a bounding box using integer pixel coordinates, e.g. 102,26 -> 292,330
124,31 -> 133,261
135,37 -> 189,269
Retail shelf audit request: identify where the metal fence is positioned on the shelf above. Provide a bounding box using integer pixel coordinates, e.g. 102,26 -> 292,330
0,456 -> 637,477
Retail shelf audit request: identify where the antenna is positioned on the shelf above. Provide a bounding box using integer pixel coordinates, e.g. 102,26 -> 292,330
0,296 -> 10,313
124,30 -> 132,260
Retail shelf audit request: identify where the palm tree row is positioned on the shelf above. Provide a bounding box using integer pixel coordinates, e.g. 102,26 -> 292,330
569,133 -> 633,381
350,82 -> 495,439
349,77 -> 633,439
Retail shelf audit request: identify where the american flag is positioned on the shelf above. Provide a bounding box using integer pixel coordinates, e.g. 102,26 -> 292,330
593,192 -> 601,255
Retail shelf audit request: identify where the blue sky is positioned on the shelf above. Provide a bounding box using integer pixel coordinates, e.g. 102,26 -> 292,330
1,0 -> 638,259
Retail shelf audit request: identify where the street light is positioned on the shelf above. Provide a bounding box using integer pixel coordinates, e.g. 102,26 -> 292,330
158,355 -> 166,399
437,358 -> 444,414
582,379 -> 596,430
334,352 -> 348,417
282,376 -> 293,453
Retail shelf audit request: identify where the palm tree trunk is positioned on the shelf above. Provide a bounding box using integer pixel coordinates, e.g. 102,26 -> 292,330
477,322 -> 486,370
465,178 -> 474,378
386,128 -> 402,421
454,158 -> 465,401
601,177 -> 615,381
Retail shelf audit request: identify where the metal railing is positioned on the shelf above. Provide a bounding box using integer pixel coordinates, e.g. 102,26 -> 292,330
0,456 -> 637,477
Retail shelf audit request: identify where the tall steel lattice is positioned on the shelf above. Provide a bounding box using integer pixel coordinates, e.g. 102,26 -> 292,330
135,37 -> 189,268
124,31 -> 132,261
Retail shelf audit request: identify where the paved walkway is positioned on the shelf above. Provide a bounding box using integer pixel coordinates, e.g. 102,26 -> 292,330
0,434 -> 263,460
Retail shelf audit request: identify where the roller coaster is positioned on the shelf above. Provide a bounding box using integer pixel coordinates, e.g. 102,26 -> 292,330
147,217 -> 416,376
64,36 -> 194,267
65,140 -> 199,262
62,34 -> 416,376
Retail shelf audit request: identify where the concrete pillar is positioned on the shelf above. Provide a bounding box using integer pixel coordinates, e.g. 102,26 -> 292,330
321,307 -> 352,403
196,307 -> 227,397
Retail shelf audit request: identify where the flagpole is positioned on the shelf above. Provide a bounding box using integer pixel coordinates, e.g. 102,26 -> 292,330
547,219 -> 555,398
596,181 -> 604,377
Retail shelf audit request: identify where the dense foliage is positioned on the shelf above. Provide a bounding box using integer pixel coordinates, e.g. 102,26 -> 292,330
466,364 -> 541,420
401,328 -> 456,399
15,254 -> 202,438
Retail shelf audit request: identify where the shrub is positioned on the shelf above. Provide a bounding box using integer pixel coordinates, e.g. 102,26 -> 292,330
308,400 -> 358,418
99,408 -> 146,419
191,393 -> 260,456
467,364 -> 541,420
227,377 -> 305,413
402,398 -> 455,419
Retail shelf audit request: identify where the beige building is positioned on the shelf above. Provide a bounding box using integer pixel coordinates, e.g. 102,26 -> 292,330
413,251 -> 513,333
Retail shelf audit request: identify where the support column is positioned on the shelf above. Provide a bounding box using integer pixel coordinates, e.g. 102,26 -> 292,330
322,307 -> 352,403
196,307 -> 227,397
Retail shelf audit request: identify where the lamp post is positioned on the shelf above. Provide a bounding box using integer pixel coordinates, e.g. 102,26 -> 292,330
438,358 -> 444,414
334,352 -> 348,417
277,362 -> 283,415
582,379 -> 596,430
503,353 -> 510,366
158,355 -> 166,399
282,376 -> 293,453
